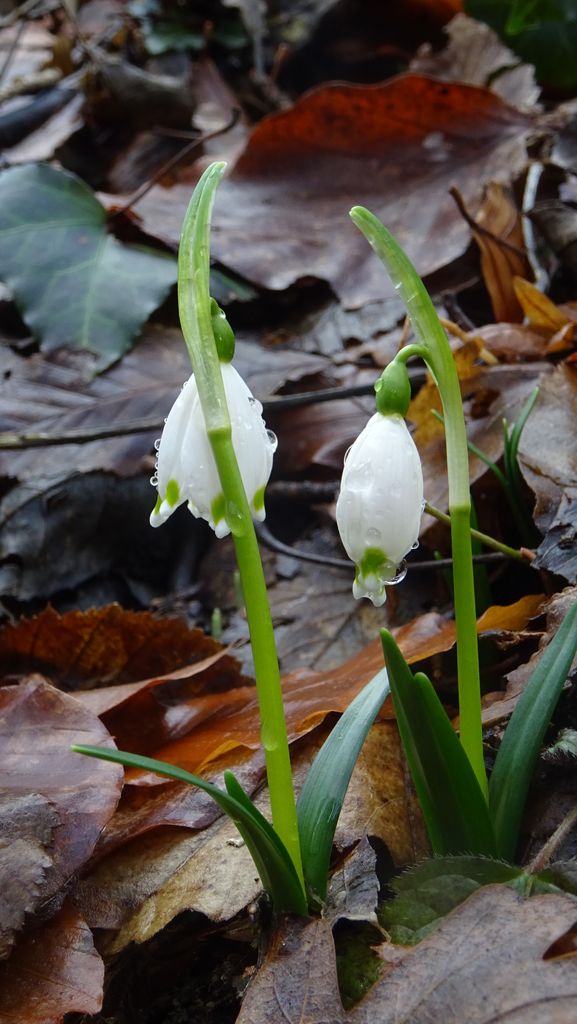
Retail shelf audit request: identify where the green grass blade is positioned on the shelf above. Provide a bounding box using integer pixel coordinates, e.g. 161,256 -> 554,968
490,597 -> 577,861
380,630 -> 497,857
223,771 -> 307,914
297,669 -> 390,902
72,745 -> 307,914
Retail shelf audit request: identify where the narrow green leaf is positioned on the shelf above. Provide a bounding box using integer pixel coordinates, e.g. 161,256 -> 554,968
0,164 -> 176,369
223,771 -> 307,914
72,745 -> 307,915
297,669 -> 390,903
490,597 -> 577,861
380,629 -> 496,857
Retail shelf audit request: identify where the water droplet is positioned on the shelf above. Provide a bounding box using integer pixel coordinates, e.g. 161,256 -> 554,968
154,438 -> 161,451
388,560 -> 407,585
248,396 -> 256,406
366,527 -> 381,544
411,540 -> 419,551
344,445 -> 352,464
266,429 -> 278,449
150,475 -> 158,486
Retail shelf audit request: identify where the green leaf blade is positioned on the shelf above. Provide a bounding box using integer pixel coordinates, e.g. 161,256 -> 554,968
380,630 -> 496,858
490,597 -> 577,861
72,745 -> 307,915
0,164 -> 177,369
297,669 -> 390,903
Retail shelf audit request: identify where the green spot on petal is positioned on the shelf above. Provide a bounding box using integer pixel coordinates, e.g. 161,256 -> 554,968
253,485 -> 266,513
356,547 -> 394,582
211,492 -> 226,526
166,479 -> 180,507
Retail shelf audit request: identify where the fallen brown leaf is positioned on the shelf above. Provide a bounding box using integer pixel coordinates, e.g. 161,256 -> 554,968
236,916 -> 345,1024
519,366 -> 577,581
353,886 -> 577,1023
0,792 -> 58,959
466,183 -> 533,323
0,903 -> 104,1024
139,76 -> 532,305
411,13 -> 539,108
0,677 -> 122,914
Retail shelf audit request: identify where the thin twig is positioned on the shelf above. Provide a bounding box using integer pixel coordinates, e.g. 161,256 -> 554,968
256,522 -> 505,572
527,802 -> 577,873
110,109 -> 242,219
0,374 -> 427,450
450,186 -> 528,261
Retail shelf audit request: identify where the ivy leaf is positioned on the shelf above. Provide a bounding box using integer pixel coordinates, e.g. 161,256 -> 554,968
0,164 -> 176,370
380,855 -> 577,946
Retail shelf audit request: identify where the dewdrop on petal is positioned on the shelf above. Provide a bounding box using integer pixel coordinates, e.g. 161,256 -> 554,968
336,360 -> 424,607
150,363 -> 277,538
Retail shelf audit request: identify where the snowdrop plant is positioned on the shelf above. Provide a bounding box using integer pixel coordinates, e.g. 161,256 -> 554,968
344,207 -> 577,862
73,163 -> 391,914
74,164 -> 577,912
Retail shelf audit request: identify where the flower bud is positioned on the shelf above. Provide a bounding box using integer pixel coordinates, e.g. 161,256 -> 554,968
336,412 -> 423,606
150,363 -> 277,537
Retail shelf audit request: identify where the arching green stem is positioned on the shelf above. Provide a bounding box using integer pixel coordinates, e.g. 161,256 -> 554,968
350,206 -> 487,797
178,162 -> 304,889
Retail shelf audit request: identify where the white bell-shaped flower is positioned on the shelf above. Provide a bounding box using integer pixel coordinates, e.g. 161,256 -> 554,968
150,363 -> 277,537
336,412 -> 423,607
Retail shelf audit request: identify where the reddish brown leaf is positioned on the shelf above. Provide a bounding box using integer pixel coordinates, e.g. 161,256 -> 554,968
0,677 -> 122,902
0,904 -> 104,1024
0,605 -> 244,693
125,597 -> 542,780
139,76 -> 532,305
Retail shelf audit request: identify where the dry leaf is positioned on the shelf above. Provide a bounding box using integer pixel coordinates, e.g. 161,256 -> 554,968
353,886 -> 577,1023
0,904 -> 104,1024
0,677 -> 122,908
139,76 -> 532,305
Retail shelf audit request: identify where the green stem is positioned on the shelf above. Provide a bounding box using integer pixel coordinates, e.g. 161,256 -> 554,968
425,502 -> 527,562
177,162 -> 304,890
350,207 -> 487,797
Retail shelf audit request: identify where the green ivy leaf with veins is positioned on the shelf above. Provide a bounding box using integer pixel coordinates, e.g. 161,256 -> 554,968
0,164 -> 177,371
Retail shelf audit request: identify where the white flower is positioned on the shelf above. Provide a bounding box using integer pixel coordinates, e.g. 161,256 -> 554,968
336,412 -> 423,607
150,363 -> 277,537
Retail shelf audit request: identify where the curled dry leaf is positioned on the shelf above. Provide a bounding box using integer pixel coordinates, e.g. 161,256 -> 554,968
518,367 -> 577,582
0,903 -> 104,1024
411,13 -> 539,108
463,182 -> 533,323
